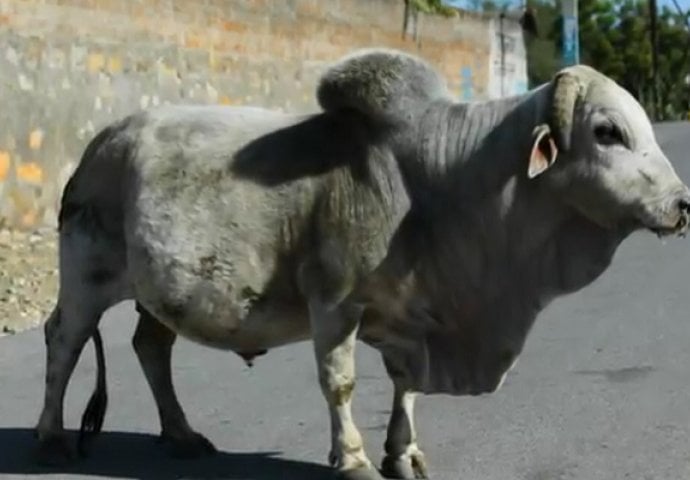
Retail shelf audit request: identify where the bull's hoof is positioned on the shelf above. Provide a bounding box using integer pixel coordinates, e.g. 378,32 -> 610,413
335,465 -> 385,480
35,435 -> 76,467
381,455 -> 429,479
160,431 -> 217,459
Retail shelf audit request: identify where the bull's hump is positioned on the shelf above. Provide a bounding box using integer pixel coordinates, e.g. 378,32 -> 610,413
316,48 -> 451,123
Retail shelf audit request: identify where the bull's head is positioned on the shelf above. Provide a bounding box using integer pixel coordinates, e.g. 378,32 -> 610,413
527,65 -> 690,238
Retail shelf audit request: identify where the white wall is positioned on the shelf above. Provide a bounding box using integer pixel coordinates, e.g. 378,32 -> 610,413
487,15 -> 529,99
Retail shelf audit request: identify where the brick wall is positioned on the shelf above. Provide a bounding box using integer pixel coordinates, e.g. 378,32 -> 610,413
0,0 -> 522,229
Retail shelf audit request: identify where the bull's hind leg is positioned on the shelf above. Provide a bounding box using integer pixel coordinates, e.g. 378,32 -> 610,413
132,303 -> 216,458
380,358 -> 428,479
35,298 -> 111,465
308,300 -> 384,480
35,224 -> 127,466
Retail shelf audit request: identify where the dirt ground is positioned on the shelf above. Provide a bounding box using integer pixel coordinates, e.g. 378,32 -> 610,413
0,227 -> 58,337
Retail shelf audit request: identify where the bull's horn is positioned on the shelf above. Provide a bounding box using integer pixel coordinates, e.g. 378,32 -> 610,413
549,70 -> 587,152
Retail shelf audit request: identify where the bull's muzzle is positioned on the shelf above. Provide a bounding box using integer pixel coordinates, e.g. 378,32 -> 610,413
674,196 -> 690,236
650,191 -> 690,238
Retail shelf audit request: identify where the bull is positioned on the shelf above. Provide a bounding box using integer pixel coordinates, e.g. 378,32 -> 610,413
34,49 -> 690,479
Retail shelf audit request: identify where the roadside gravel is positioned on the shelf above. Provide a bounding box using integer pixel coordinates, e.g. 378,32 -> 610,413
0,227 -> 58,337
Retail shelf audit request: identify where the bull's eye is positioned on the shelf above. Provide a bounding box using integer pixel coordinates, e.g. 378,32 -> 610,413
594,123 -> 625,146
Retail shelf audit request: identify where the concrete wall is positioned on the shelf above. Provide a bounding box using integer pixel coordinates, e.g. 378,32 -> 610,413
0,0 -> 525,229
487,15 -> 529,99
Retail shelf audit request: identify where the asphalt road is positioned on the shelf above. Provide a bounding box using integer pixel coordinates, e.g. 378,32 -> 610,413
3,123 -> 690,480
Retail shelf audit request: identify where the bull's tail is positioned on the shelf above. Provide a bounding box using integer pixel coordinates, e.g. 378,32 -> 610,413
62,121 -> 120,456
77,328 -> 107,456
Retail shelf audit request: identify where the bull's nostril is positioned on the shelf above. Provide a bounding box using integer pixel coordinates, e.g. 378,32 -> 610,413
678,198 -> 690,212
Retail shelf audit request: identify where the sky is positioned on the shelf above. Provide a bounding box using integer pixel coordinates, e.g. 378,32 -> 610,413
654,0 -> 690,9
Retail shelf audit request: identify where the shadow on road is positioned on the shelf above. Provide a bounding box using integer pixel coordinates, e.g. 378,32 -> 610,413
0,428 -> 334,479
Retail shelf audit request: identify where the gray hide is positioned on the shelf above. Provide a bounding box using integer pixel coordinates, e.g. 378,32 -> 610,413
35,48 -> 690,480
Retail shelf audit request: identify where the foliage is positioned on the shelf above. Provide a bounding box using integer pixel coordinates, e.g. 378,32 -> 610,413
408,0 -> 457,16
465,0 -> 690,120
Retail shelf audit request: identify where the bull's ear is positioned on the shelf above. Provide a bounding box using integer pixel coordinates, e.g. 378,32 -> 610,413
527,123 -> 558,179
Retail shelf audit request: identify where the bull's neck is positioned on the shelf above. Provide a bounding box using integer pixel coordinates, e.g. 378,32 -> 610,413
393,85 -> 561,250
423,89 -> 548,195
391,85 -> 620,307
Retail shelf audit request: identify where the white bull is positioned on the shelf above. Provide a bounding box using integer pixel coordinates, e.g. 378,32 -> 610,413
34,49 -> 690,480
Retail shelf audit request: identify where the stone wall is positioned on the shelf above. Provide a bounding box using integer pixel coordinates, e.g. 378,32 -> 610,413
0,0 -> 524,229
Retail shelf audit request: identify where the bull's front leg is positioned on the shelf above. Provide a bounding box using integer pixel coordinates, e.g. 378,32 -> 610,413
309,300 -> 384,480
380,359 -> 429,479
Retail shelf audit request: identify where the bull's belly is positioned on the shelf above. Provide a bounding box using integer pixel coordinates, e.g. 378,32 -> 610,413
152,296 -> 311,352
132,272 -> 312,354
161,303 -> 311,352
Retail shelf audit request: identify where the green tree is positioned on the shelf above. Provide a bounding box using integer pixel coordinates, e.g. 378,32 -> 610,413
525,0 -> 690,120
408,0 -> 457,16
417,0 -> 690,119
656,6 -> 690,118
524,1 -> 561,88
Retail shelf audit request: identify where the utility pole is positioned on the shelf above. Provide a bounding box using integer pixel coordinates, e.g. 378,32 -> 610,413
562,0 -> 579,67
649,0 -> 659,120
500,10 -> 506,97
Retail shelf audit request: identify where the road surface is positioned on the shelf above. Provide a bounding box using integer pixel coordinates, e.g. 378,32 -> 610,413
3,123 -> 690,480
